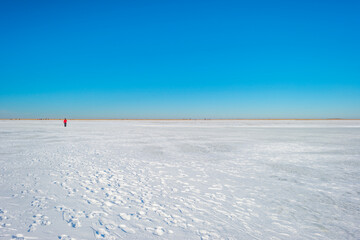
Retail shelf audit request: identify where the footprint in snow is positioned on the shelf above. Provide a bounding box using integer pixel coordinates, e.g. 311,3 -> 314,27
145,226 -> 166,236
93,227 -> 119,239
58,234 -> 75,240
28,214 -> 51,232
119,213 -> 131,221
118,224 -> 135,233
11,234 -> 25,240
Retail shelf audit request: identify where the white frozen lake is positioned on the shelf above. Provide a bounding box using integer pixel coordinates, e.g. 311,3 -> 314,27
0,120 -> 359,240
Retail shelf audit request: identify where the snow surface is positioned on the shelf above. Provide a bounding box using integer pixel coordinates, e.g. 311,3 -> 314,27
0,120 -> 359,240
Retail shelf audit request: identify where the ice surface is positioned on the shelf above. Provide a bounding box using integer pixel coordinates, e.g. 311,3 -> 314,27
0,120 -> 359,239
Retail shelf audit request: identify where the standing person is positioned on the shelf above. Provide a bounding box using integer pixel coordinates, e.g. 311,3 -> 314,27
63,118 -> 67,127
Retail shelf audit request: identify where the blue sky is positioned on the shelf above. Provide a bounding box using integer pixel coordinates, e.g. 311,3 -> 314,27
0,0 -> 359,119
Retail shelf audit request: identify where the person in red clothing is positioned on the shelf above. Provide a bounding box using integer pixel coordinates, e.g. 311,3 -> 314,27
63,118 -> 67,127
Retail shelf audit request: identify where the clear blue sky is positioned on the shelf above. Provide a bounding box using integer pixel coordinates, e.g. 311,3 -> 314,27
1,0 -> 359,119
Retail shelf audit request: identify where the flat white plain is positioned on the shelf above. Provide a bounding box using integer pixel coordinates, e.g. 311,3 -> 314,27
0,120 -> 359,240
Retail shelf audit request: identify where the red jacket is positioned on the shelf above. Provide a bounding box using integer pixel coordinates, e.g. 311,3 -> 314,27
64,119 -> 67,123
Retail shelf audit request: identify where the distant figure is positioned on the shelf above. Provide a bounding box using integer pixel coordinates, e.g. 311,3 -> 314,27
63,118 -> 67,127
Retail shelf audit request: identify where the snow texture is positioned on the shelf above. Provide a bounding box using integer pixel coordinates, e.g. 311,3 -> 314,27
0,120 -> 359,239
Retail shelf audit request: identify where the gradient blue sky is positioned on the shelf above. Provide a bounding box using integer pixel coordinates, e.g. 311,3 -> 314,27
1,0 -> 359,119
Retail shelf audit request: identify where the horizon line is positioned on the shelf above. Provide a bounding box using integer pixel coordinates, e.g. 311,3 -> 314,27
1,118 -> 360,121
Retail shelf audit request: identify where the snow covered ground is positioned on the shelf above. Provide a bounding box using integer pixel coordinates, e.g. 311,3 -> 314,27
0,120 -> 359,240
